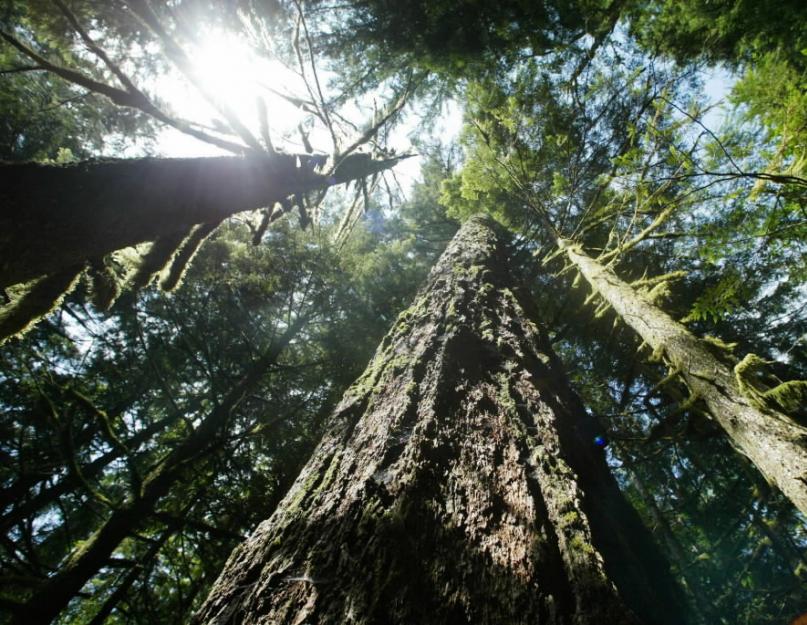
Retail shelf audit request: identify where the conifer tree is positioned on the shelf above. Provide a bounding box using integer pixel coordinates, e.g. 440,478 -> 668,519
193,216 -> 686,625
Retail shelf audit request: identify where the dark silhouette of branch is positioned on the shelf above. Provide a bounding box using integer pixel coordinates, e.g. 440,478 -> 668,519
126,0 -> 263,152
0,30 -> 250,154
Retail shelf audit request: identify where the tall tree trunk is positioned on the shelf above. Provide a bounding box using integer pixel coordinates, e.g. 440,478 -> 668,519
559,240 -> 807,517
11,317 -> 306,625
0,153 -> 400,289
193,216 -> 686,625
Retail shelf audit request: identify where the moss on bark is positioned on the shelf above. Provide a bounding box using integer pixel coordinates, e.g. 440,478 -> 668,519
193,216 -> 686,625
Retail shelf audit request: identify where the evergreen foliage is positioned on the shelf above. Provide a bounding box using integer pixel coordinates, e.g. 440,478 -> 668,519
0,1 -> 805,624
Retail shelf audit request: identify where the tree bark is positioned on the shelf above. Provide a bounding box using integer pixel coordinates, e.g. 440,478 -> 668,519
0,153 -> 400,289
193,216 -> 686,625
10,317 -> 306,624
559,240 -> 807,518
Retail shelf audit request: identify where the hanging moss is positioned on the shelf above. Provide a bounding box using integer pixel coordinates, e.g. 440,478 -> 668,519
593,300 -> 611,319
702,335 -> 738,353
583,288 -> 600,307
762,380 -> 807,415
731,353 -> 805,414
87,257 -> 123,311
672,390 -> 703,417
128,229 -> 191,291
0,265 -> 85,345
251,208 -> 271,246
734,353 -> 770,409
648,343 -> 666,363
630,270 -> 687,289
701,334 -> 739,366
643,281 -> 671,304
160,221 -> 221,292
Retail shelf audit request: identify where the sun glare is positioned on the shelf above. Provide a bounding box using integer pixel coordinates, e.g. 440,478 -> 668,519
147,28 -> 459,193
154,29 -> 307,157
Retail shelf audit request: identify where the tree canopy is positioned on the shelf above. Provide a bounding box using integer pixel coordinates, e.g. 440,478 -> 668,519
1,1 -> 805,624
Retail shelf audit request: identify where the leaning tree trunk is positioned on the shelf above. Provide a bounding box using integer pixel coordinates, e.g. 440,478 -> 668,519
0,153 -> 400,290
559,240 -> 807,518
193,216 -> 686,625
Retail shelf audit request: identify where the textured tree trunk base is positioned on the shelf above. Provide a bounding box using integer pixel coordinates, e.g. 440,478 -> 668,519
194,217 -> 685,625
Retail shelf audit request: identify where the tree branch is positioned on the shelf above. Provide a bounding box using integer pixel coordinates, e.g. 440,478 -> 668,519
0,30 -> 250,154
126,0 -> 263,152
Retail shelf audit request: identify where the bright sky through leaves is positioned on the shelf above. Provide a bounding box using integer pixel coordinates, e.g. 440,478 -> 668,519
152,28 -> 306,157
147,28 -> 461,191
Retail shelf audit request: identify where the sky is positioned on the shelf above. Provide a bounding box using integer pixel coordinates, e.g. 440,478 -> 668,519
147,28 -> 734,196
701,65 -> 736,130
146,27 -> 463,195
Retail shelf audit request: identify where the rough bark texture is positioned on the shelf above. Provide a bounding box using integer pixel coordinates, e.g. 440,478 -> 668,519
194,217 -> 686,625
560,240 -> 807,518
0,153 -> 399,289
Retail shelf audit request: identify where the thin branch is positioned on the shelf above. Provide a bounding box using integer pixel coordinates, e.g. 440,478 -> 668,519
0,30 -> 249,154
659,94 -> 744,175
291,0 -> 338,152
256,96 -> 276,154
338,78 -> 415,160
50,0 -> 139,93
126,0 -> 263,152
256,81 -> 319,117
660,169 -> 807,189
0,64 -> 42,74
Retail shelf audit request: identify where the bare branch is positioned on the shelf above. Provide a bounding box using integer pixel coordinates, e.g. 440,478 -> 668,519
291,0 -> 339,152
0,29 -> 250,154
0,64 -> 42,75
336,76 -> 418,165
659,94 -> 745,175
50,0 -> 139,93
127,0 -> 264,152
256,96 -> 276,154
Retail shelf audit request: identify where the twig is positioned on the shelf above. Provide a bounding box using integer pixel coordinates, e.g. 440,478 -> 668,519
659,94 -> 744,175
51,0 -> 140,93
291,0 -> 338,152
338,77 -> 415,160
0,64 -> 41,74
0,30 -> 249,154
126,0 -> 263,152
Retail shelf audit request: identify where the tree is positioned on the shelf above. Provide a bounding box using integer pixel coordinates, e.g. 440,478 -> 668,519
558,239 -> 807,516
193,216 -> 686,625
2,3 -> 805,624
0,0 -> 417,345
625,0 -> 807,71
434,47 -> 807,516
0,152 -> 404,291
10,316 -> 306,625
0,213 -> 435,623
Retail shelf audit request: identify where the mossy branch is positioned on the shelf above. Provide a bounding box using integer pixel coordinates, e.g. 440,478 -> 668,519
40,390 -> 115,508
734,353 -> 770,409
762,381 -> 807,414
598,202 -> 677,264
67,387 -> 143,496
630,270 -> 687,289
251,209 -> 272,246
87,257 -> 123,311
0,265 -> 84,345
160,221 -> 221,291
129,229 -> 191,291
734,353 -> 807,415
